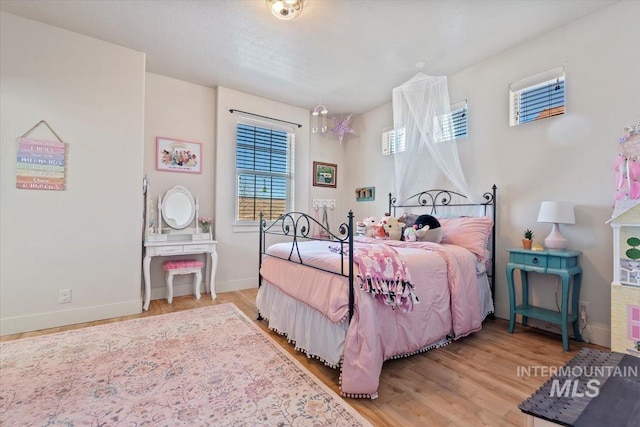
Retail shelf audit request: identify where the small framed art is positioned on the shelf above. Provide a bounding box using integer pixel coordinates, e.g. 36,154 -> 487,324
313,161 -> 337,188
156,137 -> 202,174
355,186 -> 375,202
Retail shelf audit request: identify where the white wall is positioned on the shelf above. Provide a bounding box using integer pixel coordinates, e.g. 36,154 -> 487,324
343,1 -> 640,347
309,129 -> 347,233
214,86 -> 311,292
143,73 -> 216,300
343,104 -> 395,220
0,12 -> 146,335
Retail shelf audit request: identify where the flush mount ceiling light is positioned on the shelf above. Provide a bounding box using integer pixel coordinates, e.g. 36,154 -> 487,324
266,0 -> 303,21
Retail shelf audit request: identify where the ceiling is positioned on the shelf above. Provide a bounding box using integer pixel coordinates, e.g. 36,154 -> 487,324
0,0 -> 617,115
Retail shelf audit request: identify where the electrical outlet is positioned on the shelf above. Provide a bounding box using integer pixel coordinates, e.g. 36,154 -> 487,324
579,301 -> 589,320
59,289 -> 71,304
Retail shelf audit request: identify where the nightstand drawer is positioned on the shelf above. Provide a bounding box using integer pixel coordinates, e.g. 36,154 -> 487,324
509,252 -> 547,267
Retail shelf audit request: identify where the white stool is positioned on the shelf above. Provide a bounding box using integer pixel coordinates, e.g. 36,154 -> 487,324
162,259 -> 204,304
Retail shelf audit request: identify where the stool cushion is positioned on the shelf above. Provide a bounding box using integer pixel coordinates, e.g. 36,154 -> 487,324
163,259 -> 204,271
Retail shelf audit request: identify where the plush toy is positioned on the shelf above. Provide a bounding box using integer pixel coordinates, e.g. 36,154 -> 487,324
361,216 -> 378,237
403,226 -> 417,242
356,221 -> 367,236
372,214 -> 406,240
413,214 -> 442,243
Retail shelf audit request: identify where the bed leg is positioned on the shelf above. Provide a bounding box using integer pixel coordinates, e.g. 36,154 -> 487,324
257,312 -> 263,321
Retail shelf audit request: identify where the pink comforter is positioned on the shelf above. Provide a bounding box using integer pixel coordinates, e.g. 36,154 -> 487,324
259,237 -> 482,397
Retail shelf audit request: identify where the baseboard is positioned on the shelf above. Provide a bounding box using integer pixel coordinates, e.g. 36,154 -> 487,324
520,318 -> 610,348
215,277 -> 258,293
0,299 -> 142,336
493,301 -> 610,348
149,277 -> 257,302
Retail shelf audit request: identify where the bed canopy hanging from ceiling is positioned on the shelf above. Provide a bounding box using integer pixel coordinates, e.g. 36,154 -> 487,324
392,73 -> 479,212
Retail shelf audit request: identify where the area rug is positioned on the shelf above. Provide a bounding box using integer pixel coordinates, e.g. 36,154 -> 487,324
0,303 -> 371,426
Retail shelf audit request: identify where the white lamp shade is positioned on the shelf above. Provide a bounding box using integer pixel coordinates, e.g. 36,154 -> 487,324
537,201 -> 575,224
537,201 -> 575,250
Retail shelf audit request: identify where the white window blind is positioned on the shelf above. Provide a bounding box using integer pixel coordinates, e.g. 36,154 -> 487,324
510,67 -> 565,126
381,126 -> 406,156
235,121 -> 294,222
436,100 -> 468,142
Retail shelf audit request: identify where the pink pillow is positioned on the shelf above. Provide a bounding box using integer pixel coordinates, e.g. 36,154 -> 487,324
438,217 -> 493,260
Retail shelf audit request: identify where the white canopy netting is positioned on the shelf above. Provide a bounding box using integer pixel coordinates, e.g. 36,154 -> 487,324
392,72 -> 484,216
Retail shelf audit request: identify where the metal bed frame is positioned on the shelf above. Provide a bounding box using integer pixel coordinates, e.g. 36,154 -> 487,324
258,185 -> 497,322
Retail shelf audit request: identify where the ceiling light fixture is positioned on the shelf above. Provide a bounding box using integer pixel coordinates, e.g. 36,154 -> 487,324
266,0 -> 303,21
311,104 -> 328,134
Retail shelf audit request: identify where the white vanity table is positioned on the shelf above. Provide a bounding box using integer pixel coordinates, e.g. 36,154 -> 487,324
143,185 -> 217,311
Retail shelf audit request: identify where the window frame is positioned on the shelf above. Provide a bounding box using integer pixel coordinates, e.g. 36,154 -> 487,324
509,67 -> 565,127
381,126 -> 406,155
234,118 -> 295,227
435,100 -> 468,143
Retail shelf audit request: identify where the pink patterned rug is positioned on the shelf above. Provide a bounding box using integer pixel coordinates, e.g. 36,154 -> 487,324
0,303 -> 371,426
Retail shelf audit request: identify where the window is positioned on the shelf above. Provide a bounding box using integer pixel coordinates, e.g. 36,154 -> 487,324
381,126 -> 406,155
436,100 -> 468,142
510,67 -> 565,126
235,121 -> 294,222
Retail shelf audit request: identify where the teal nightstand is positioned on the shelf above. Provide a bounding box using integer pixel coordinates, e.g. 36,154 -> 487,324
506,248 -> 583,351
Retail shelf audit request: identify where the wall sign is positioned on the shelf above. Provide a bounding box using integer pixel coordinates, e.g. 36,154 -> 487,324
16,121 -> 67,191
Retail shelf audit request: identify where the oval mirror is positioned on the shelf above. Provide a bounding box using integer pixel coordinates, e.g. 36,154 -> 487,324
161,186 -> 195,229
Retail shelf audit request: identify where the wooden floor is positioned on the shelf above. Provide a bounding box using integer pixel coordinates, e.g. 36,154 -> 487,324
2,289 -> 606,427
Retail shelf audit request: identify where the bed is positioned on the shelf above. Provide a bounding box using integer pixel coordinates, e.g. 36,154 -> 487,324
256,186 -> 497,398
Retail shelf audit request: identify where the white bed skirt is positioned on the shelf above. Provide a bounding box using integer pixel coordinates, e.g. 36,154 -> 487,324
256,281 -> 348,368
477,272 -> 495,319
257,271 -> 493,369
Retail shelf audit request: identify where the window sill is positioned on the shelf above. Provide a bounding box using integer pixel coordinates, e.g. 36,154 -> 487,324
232,222 -> 259,233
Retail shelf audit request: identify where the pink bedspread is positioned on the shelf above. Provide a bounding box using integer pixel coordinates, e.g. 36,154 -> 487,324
259,237 -> 482,397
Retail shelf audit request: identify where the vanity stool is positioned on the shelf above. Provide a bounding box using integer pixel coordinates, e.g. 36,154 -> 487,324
162,259 -> 204,304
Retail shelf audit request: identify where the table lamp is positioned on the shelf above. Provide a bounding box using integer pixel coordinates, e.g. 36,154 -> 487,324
537,201 -> 575,250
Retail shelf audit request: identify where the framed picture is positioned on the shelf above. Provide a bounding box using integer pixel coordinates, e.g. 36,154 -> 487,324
313,161 -> 337,188
355,186 -> 375,202
156,137 -> 202,174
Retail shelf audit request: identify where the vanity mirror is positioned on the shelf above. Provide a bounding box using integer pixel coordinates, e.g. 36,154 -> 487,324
146,185 -> 208,242
161,186 -> 195,230
142,183 -> 217,311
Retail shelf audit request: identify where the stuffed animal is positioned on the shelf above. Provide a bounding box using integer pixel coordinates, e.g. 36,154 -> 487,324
356,221 -> 367,236
372,214 -> 406,240
403,226 -> 417,242
361,216 -> 378,237
413,214 -> 443,243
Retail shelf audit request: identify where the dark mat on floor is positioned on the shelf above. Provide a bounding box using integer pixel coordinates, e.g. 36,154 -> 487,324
519,348 -> 639,426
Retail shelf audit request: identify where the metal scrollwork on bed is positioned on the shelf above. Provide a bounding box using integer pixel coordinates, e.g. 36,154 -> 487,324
258,185 -> 497,323
388,185 -> 497,303
258,211 -> 355,321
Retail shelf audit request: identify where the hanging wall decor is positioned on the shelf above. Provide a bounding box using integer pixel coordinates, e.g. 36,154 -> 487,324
355,186 -> 375,202
330,114 -> 355,144
156,137 -> 202,174
312,161 -> 337,188
613,119 -> 640,201
16,120 -> 67,191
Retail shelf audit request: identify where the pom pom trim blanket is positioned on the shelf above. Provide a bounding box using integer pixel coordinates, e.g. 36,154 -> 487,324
259,237 -> 484,398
